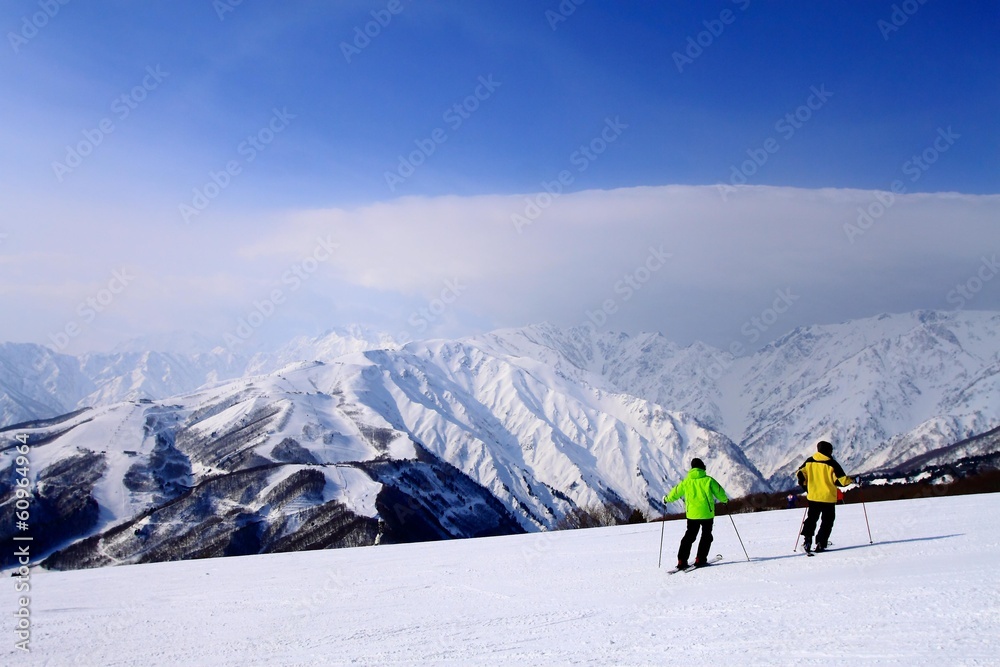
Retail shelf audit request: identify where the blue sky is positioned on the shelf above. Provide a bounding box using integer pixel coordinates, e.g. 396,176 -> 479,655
1,1 -> 998,353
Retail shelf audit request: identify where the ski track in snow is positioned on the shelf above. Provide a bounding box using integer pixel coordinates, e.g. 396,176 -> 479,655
4,493 -> 999,666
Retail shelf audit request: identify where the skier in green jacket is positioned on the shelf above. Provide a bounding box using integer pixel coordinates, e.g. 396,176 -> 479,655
663,458 -> 729,568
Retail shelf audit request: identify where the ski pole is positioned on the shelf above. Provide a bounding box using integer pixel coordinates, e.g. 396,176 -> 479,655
858,480 -> 873,544
657,518 -> 666,568
728,512 -> 750,561
793,507 -> 807,552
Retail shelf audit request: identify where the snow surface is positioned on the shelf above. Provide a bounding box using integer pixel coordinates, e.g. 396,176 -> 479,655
5,492 -> 999,666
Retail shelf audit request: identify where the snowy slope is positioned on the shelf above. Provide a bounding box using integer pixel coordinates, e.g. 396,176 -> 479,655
468,324 -> 728,429
5,492 -> 998,666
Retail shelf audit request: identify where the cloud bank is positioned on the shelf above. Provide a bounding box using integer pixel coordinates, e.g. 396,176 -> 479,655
4,185 -> 997,353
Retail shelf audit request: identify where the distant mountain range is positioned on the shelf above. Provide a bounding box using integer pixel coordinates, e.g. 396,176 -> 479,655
2,310 -> 998,569
0,324 -> 399,428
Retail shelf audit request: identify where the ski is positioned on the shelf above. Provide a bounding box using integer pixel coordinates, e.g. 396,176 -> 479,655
683,554 -> 723,572
667,554 -> 723,574
804,542 -> 833,556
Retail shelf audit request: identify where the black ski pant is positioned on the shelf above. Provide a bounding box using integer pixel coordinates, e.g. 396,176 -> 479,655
801,501 -> 836,547
678,518 -> 714,564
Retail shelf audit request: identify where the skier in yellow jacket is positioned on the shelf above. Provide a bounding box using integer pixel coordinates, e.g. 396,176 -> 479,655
664,458 -> 728,568
796,440 -> 854,553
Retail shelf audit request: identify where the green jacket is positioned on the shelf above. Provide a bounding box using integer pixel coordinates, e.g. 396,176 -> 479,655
664,468 -> 728,519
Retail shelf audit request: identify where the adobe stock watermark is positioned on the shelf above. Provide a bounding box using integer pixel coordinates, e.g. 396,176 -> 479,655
946,255 -> 998,310
224,236 -> 339,347
672,0 -> 751,74
844,126 -> 959,244
511,116 -> 628,234
740,288 -> 799,344
717,85 -> 833,201
545,0 -> 586,30
179,107 -> 296,223
51,65 -> 169,183
213,0 -> 245,21
7,0 -> 72,55
384,75 -> 501,193
878,0 -> 931,40
47,268 -> 136,351
286,567 -> 350,621
396,278 -> 467,341
340,0 -> 409,64
10,434 -> 32,653
520,530 -> 560,568
699,288 -> 800,380
579,245 -> 672,333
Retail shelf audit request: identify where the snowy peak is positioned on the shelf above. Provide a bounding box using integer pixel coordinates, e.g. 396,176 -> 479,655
246,325 -> 401,374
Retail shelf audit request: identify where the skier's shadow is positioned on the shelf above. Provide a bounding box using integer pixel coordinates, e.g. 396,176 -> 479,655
745,533 -> 963,563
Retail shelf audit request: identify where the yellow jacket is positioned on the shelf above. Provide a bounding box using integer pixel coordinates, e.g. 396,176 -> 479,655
796,453 -> 853,503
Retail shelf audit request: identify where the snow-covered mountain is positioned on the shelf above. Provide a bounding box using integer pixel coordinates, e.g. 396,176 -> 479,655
244,324 -> 402,375
0,327 -> 401,428
2,310 -> 998,570
467,310 -> 1000,486
0,336 -> 768,568
729,310 -> 1000,482
0,343 -> 94,426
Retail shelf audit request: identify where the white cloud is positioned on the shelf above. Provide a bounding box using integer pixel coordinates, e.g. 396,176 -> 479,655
240,185 -> 999,345
3,184 -> 998,351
